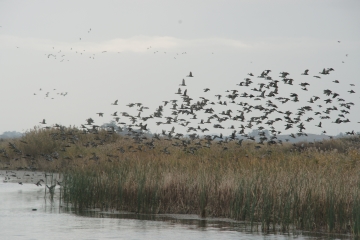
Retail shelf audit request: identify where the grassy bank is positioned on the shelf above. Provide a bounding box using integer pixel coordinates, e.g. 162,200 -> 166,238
1,127 -> 360,234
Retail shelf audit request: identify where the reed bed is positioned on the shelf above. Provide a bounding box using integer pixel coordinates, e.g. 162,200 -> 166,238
1,127 -> 360,235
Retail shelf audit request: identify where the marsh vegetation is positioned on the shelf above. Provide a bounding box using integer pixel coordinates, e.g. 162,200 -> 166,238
1,127 -> 360,235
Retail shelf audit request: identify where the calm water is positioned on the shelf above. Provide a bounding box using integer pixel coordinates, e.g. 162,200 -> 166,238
0,170 -> 348,240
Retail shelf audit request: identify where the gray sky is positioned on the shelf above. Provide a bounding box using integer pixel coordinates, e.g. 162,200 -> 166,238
1,0 -> 359,136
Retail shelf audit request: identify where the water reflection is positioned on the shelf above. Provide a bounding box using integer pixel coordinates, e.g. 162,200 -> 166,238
0,170 -> 350,240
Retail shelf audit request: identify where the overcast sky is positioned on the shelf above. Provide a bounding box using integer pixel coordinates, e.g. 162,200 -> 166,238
1,0 -> 359,136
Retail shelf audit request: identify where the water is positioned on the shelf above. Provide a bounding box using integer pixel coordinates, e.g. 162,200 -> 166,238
0,170 -> 348,240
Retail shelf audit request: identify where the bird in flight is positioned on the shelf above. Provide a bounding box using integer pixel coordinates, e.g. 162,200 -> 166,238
301,69 -> 309,75
180,79 -> 186,86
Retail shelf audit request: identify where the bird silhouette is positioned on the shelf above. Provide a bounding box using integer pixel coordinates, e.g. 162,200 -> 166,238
180,79 -> 186,86
301,69 -> 309,75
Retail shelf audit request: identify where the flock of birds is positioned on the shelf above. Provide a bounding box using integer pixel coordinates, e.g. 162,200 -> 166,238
42,28 -> 193,63
33,88 -> 68,100
1,170 -> 61,192
30,65 -> 358,156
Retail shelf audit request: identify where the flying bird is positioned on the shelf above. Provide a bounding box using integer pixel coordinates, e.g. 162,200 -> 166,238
180,79 -> 186,86
301,69 -> 309,75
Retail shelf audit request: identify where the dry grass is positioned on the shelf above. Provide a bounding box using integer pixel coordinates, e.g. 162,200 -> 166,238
1,126 -> 360,234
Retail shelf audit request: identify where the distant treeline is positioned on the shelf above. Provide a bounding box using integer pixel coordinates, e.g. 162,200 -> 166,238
0,131 -> 23,139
